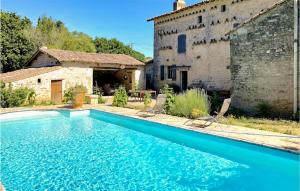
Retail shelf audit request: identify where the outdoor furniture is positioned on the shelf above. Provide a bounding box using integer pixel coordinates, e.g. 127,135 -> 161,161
129,90 -> 157,101
184,98 -> 231,128
137,94 -> 167,117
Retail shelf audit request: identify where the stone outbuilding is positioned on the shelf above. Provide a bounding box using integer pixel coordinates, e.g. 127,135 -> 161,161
228,0 -> 299,116
0,47 -> 145,104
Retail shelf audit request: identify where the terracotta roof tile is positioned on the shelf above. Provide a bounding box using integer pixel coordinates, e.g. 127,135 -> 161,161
0,66 -> 62,83
40,48 -> 144,66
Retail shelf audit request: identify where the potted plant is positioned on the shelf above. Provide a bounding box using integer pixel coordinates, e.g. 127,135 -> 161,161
64,85 -> 87,109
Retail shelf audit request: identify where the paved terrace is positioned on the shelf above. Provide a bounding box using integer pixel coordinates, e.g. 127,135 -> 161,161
1,104 -> 299,153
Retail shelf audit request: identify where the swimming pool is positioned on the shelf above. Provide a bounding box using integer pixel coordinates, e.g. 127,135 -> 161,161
1,109 -> 299,190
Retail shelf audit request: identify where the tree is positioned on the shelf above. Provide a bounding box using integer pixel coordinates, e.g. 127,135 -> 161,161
94,37 -> 145,61
0,12 -> 35,72
62,32 -> 96,53
1,12 -> 146,73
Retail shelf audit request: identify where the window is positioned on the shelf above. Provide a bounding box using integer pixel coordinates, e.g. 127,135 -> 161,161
37,78 -> 41,83
198,16 -> 203,24
233,23 -> 240,28
160,65 -> 165,81
167,65 -> 177,81
221,5 -> 226,12
178,34 -> 186,54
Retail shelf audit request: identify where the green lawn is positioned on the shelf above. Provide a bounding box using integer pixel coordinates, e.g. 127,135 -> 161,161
220,115 -> 300,136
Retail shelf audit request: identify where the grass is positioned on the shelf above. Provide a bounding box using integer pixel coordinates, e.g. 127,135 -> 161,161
219,115 -> 300,136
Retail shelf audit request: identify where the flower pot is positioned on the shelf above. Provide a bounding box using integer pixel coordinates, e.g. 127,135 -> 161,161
72,92 -> 85,109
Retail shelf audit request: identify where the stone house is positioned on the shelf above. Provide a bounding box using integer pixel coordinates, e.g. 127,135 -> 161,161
0,47 -> 145,104
228,0 -> 299,116
148,0 -> 281,92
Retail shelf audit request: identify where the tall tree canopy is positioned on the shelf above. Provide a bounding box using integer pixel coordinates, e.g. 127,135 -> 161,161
1,12 -> 146,73
94,38 -> 145,62
0,12 -> 35,72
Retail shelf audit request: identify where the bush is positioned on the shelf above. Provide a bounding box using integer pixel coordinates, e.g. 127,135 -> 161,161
169,89 -> 210,119
143,92 -> 152,107
112,86 -> 128,107
256,101 -> 272,118
210,92 -> 222,113
160,84 -> 175,113
63,87 -> 75,103
93,86 -> 106,104
0,82 -> 36,108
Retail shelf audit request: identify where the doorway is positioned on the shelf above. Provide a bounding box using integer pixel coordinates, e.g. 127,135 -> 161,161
180,71 -> 188,91
146,74 -> 153,90
51,80 -> 62,104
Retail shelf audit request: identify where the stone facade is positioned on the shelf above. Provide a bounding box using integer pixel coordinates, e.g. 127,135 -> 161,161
10,67 -> 93,101
229,0 -> 297,116
149,0 -> 280,91
6,49 -> 145,102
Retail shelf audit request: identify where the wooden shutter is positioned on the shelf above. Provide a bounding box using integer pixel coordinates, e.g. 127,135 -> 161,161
178,34 -> 186,53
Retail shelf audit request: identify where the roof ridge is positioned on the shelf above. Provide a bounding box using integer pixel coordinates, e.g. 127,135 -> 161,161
41,48 -> 132,56
148,0 -> 214,21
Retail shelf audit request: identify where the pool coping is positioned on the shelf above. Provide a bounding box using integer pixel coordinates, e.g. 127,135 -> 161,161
90,109 -> 300,155
1,107 -> 299,155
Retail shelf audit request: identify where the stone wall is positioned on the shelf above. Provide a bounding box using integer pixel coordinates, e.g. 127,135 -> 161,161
11,66 -> 93,101
30,53 -> 59,67
230,0 -> 295,116
152,0 -> 280,91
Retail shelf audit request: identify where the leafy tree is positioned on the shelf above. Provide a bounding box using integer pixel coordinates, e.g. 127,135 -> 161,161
1,12 -> 146,73
27,16 -> 69,49
62,32 -> 96,53
0,12 -> 35,72
94,37 -> 145,61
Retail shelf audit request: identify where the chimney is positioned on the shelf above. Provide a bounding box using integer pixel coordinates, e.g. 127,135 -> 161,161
173,0 -> 186,11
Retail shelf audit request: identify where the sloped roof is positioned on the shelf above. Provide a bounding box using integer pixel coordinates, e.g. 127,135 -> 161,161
36,47 -> 144,66
147,0 -> 217,21
226,0 -> 288,35
0,66 -> 62,83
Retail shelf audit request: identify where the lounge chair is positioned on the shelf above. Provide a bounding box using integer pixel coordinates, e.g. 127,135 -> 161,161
185,98 -> 231,128
137,94 -> 167,117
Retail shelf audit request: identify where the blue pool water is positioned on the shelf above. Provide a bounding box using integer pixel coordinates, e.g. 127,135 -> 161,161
0,110 -> 299,191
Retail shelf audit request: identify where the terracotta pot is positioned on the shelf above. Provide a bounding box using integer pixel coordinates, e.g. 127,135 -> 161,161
72,92 -> 85,109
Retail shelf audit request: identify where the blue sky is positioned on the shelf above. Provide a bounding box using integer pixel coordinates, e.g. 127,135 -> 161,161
2,0 -> 199,57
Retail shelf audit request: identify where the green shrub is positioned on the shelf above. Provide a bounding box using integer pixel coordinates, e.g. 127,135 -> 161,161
112,86 -> 128,107
169,89 -> 210,119
210,92 -> 222,113
160,84 -> 175,113
256,101 -> 272,118
63,87 -> 75,103
0,82 -> 36,108
143,92 -> 152,107
93,86 -> 106,104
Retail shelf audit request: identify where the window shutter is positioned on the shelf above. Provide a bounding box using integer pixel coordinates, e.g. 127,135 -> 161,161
178,34 -> 187,53
160,65 -> 165,80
